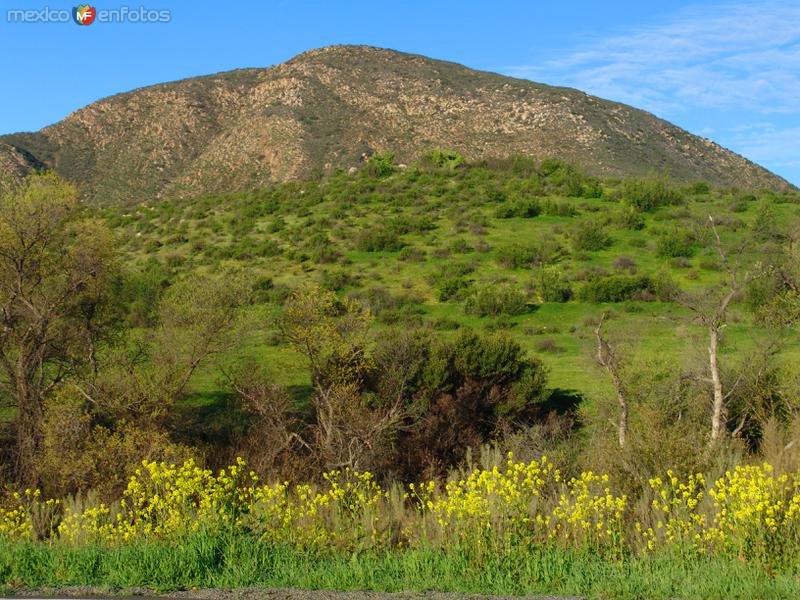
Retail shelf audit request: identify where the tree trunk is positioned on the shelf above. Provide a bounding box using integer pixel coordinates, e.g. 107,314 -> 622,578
594,314 -> 628,448
14,379 -> 43,487
708,325 -> 726,442
615,380 -> 628,448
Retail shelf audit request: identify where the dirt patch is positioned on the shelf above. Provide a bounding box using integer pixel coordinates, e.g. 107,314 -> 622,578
4,587 -> 583,600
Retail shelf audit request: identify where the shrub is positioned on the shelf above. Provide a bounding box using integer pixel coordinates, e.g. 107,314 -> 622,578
319,269 -> 361,291
615,206 -> 645,230
536,338 -> 566,353
365,152 -> 396,177
464,283 -> 528,317
613,256 -> 636,271
355,227 -> 404,252
656,228 -> 696,258
622,177 -> 684,211
689,181 -> 710,195
541,200 -> 578,217
424,149 -> 465,171
399,245 -> 426,261
752,200 -> 783,241
496,240 -> 563,269
571,219 -> 613,251
577,274 -> 655,303
437,277 -> 471,301
495,199 -> 541,218
532,266 -> 572,302
449,238 -> 473,253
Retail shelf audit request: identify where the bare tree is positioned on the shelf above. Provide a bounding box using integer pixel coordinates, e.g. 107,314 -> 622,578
280,286 -> 419,471
676,216 -> 763,443
594,312 -> 628,448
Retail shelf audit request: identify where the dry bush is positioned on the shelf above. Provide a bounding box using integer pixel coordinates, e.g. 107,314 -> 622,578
226,363 -> 314,482
38,388 -> 196,499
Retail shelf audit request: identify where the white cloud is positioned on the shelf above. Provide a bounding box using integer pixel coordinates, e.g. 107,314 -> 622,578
500,1 -> 800,184
503,1 -> 800,114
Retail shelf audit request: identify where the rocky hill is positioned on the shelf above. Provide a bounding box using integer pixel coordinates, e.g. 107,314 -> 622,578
0,45 -> 792,204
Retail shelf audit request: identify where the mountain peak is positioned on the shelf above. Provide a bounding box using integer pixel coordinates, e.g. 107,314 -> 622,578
0,46 -> 792,204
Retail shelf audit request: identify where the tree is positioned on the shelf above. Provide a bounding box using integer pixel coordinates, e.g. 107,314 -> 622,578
0,173 -> 116,485
675,216 -> 763,443
594,312 -> 629,448
74,272 -> 249,427
280,285 -> 376,469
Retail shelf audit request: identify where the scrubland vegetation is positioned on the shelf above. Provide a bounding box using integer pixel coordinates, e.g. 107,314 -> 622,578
1,153 -> 800,598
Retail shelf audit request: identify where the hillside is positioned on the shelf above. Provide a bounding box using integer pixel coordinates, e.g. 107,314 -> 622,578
0,45 -> 792,205
98,157 -> 800,400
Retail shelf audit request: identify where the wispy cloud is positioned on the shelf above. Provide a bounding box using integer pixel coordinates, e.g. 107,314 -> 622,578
504,1 -> 800,115
730,124 -> 800,171
501,1 -> 800,183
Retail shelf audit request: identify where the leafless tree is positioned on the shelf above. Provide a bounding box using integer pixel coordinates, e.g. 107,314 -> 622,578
594,312 -> 628,448
675,216 -> 764,443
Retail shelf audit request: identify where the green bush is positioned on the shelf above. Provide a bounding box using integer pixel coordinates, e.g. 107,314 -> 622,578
623,177 -> 684,211
541,200 -> 578,217
424,149 -> 465,171
577,274 -> 655,303
656,228 -> 696,258
690,181 -> 711,195
495,199 -> 541,218
752,200 -> 782,240
356,226 -> 404,252
464,283 -> 528,316
533,266 -> 573,302
437,277 -> 471,301
615,206 -> 645,230
365,151 -> 396,177
496,240 -> 563,269
571,219 -> 613,251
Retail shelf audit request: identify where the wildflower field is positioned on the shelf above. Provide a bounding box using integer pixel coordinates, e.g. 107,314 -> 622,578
2,454 -> 800,599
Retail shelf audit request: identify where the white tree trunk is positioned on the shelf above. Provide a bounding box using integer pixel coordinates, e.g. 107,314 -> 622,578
708,326 -> 725,441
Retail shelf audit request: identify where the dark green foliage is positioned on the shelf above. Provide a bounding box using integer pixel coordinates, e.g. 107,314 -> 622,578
690,181 -> 711,195
437,277 -> 471,301
495,198 -> 541,218
577,274 -> 656,302
319,269 -> 361,291
495,240 -> 563,269
399,329 -> 549,473
355,226 -> 404,252
571,219 -> 613,251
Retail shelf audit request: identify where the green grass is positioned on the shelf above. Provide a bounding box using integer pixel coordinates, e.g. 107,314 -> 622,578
2,535 -> 799,599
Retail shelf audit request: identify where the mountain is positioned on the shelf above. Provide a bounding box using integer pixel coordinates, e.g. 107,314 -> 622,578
0,45 -> 793,204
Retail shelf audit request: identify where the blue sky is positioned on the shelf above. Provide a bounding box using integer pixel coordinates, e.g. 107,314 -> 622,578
1,0 -> 798,185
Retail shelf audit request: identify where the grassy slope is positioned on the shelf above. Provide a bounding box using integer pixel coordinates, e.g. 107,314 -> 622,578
93,163 -> 800,417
